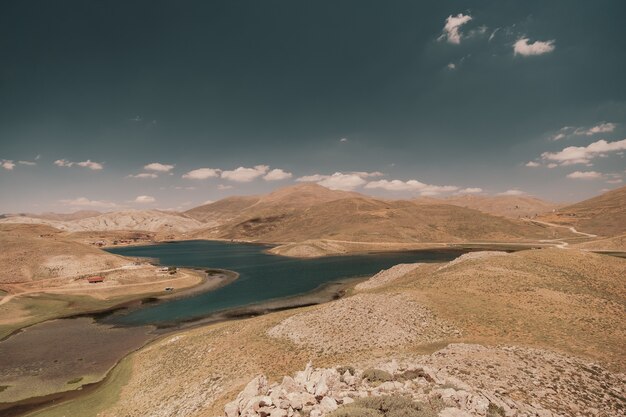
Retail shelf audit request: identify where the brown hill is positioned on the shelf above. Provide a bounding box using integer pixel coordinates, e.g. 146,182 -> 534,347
185,183 -> 361,225
414,194 -> 560,218
192,191 -> 574,248
0,223 -> 128,283
540,185 -> 626,236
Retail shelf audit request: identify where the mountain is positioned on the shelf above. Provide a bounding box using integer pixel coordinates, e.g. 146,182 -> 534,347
185,183 -> 362,225
539,185 -> 626,236
0,210 -> 102,221
413,194 -> 561,218
189,186 -> 575,252
0,210 -> 203,235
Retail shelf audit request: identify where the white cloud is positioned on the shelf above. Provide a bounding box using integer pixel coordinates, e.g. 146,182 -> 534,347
134,195 -> 156,203
447,63 -> 456,70
1,160 -> 16,170
458,187 -> 483,194
497,189 -> 526,196
182,167 -> 221,180
340,137 -> 348,142
513,38 -> 555,56
365,179 -> 459,195
128,173 -> 158,179
566,171 -> 604,180
60,197 -> 117,208
547,163 -> 558,168
18,160 -> 36,166
606,178 -> 623,184
221,165 -> 269,182
217,184 -> 233,190
54,159 -> 72,167
541,138 -> 626,165
144,162 -> 175,172
54,159 -> 103,170
297,172 -> 366,191
574,122 -> 616,136
203,200 -> 214,205
77,160 -> 103,170
263,168 -> 293,181
525,161 -> 540,167
439,13 -> 472,44
296,171 -> 384,191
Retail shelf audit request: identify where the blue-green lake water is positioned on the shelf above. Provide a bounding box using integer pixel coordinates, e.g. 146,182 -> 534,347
105,240 -> 465,326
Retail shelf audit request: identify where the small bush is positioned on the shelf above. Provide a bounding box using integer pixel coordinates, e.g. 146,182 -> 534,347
329,395 -> 441,417
329,407 -> 383,417
487,403 -> 505,417
362,368 -> 394,383
66,377 -> 83,385
337,366 -> 356,376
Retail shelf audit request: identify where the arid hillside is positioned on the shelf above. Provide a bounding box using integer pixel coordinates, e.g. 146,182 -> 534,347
192,194 -> 574,245
185,183 -> 361,225
0,209 -> 203,235
540,185 -> 626,236
0,223 -> 128,283
415,194 -> 561,218
0,210 -> 102,221
66,248 -> 625,417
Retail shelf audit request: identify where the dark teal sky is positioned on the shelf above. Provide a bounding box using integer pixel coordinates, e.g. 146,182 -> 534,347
1,1 -> 625,212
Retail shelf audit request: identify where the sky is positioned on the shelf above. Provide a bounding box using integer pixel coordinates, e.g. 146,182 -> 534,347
1,0 -> 625,213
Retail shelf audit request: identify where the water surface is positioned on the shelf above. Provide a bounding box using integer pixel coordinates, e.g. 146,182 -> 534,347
106,240 -> 464,326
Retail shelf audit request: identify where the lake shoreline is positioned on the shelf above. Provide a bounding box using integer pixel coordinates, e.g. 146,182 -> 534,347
0,276 -> 363,417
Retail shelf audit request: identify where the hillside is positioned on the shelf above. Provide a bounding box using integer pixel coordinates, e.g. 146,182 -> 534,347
192,194 -> 575,248
0,223 -> 128,283
75,248 -> 625,417
414,194 -> 560,218
539,185 -> 626,236
185,183 -> 362,224
0,210 -> 102,221
0,209 -> 203,235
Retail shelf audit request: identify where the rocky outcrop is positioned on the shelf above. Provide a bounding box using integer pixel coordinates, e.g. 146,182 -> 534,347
222,344 -> 625,417
267,293 -> 460,354
437,251 -> 509,271
355,263 -> 422,291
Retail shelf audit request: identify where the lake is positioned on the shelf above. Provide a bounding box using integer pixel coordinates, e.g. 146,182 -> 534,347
105,240 -> 465,326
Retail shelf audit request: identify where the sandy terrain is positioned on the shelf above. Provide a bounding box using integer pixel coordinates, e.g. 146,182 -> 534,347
268,293 -> 460,354
354,263 -> 423,291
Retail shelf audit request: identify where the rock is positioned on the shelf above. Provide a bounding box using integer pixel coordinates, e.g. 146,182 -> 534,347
319,397 -> 338,413
287,392 -> 316,410
341,397 -> 354,405
309,409 -> 322,417
238,375 -> 269,405
282,376 -> 302,393
224,400 -> 239,417
269,409 -> 288,417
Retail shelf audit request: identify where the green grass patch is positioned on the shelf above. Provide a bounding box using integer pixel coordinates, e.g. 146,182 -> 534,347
0,385 -> 10,393
66,377 -> 83,385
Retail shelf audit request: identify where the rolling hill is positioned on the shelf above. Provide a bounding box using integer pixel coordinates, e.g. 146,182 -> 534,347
0,223 -> 128,283
414,194 -> 561,218
188,185 -> 575,253
539,185 -> 626,236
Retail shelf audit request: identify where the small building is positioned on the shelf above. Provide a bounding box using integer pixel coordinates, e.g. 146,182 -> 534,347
87,276 -> 104,284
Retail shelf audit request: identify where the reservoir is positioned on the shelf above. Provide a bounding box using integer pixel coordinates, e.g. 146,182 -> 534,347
105,240 -> 464,326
